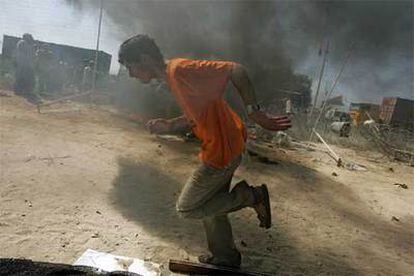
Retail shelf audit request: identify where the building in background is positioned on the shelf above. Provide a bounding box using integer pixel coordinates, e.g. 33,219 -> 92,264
1,35 -> 111,75
379,97 -> 414,128
2,34 -> 112,93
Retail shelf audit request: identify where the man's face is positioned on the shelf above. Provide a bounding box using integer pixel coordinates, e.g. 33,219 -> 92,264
126,63 -> 153,84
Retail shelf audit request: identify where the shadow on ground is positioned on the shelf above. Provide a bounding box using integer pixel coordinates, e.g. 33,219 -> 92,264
109,155 -> 362,275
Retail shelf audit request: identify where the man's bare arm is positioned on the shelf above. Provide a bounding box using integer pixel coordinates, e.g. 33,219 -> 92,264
230,63 -> 292,131
230,63 -> 258,106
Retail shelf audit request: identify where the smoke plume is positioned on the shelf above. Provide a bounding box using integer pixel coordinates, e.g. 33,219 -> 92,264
66,0 -> 413,104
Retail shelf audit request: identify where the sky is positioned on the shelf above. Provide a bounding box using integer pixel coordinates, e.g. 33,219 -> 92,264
0,0 -> 123,73
1,0 -> 413,104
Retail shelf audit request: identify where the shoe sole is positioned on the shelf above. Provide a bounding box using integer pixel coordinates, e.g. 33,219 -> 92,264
198,255 -> 241,268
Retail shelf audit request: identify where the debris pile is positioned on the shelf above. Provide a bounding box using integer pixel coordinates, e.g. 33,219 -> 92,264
362,120 -> 414,165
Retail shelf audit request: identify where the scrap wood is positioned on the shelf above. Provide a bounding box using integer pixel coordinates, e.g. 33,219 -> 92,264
38,155 -> 71,161
247,140 -> 287,156
394,183 -> 408,189
344,161 -> 367,171
36,90 -> 94,113
25,155 -> 71,166
246,140 -> 285,166
168,259 -> 270,276
291,141 -> 316,151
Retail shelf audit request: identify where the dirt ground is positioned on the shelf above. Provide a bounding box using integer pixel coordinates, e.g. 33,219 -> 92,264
1,90 -> 413,275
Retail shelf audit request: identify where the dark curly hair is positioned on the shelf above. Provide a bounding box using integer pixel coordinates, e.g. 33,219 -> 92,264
118,34 -> 164,66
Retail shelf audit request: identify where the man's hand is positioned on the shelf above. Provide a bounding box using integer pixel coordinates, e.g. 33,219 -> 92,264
249,111 -> 292,131
146,118 -> 172,134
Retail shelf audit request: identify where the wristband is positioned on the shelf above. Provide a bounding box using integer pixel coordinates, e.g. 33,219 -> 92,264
246,104 -> 261,115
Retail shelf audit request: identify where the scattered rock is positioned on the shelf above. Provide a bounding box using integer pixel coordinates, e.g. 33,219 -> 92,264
91,232 -> 99,238
24,200 -> 32,207
24,155 -> 36,162
332,172 -> 338,177
394,183 -> 408,189
96,210 -> 102,215
391,216 -> 400,222
388,167 -> 394,172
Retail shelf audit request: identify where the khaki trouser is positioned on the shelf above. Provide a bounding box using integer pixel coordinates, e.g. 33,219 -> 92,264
176,156 -> 254,262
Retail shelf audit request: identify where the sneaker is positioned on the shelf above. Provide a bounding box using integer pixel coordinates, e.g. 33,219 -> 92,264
252,184 -> 272,229
198,252 -> 241,268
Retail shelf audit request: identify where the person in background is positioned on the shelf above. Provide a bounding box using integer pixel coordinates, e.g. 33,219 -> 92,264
118,34 -> 292,268
14,33 -> 41,104
35,45 -> 54,94
81,60 -> 94,92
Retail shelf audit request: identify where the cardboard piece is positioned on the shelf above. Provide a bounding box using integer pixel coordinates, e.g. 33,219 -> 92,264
74,249 -> 160,276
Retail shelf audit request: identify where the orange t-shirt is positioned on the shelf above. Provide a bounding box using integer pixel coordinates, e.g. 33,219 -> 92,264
167,58 -> 246,169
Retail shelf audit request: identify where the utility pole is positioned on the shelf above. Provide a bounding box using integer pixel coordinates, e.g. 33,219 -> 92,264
309,39 -> 329,120
308,43 -> 354,143
92,0 -> 103,92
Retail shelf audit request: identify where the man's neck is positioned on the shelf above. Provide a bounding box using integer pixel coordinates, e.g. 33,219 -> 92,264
154,60 -> 169,81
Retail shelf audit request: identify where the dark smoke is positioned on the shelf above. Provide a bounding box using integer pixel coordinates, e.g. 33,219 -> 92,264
279,1 -> 413,103
67,0 -> 413,105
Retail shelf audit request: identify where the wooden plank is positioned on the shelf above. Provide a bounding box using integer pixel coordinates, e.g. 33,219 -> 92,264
169,259 -> 271,276
312,129 -> 342,166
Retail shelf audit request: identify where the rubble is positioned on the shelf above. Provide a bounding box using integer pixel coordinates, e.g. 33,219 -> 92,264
362,120 -> 414,165
330,121 -> 351,137
344,162 -> 367,171
272,131 -> 293,148
394,183 -> 408,189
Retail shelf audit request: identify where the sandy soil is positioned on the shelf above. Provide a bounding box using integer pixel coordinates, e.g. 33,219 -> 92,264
1,91 -> 413,275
